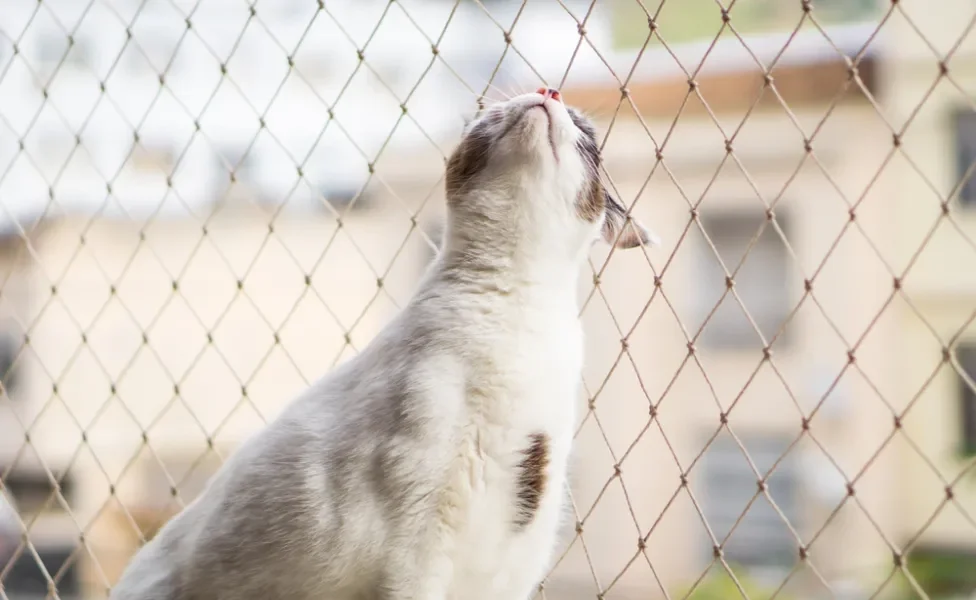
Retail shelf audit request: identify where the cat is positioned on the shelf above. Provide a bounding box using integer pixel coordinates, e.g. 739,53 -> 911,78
109,87 -> 655,600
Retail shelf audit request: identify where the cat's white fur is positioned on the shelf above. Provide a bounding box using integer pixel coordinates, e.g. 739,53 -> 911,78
110,90 -> 653,600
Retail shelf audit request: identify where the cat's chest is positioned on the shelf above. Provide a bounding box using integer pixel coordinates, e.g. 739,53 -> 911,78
470,314 -> 584,422
458,321 -> 580,503
408,316 -> 580,596
447,425 -> 570,598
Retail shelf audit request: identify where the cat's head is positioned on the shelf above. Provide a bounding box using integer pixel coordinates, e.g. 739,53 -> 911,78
445,88 -> 658,256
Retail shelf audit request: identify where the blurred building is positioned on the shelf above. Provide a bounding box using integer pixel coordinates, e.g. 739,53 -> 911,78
542,1 -> 976,598
0,0 -> 974,599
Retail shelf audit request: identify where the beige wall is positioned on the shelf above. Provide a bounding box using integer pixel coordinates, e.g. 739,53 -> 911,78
542,103 -> 912,598
879,0 -> 976,564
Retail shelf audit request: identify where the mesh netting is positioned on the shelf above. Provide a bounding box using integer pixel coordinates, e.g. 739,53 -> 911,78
1,1 -> 975,599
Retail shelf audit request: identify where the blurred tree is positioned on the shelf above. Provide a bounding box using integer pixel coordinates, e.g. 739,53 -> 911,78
679,564 -> 796,600
611,0 -> 879,50
903,547 -> 976,599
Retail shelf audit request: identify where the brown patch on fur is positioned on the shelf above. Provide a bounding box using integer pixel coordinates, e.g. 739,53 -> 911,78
445,140 -> 490,200
568,110 -> 607,224
575,180 -> 605,223
514,432 -> 550,529
445,113 -> 500,200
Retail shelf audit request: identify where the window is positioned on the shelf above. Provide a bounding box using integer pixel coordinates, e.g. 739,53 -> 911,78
1,472 -> 80,598
2,470 -> 75,519
0,331 -> 21,397
957,344 -> 976,455
3,545 -> 82,598
700,432 -> 800,571
319,185 -> 366,212
0,491 -> 19,565
36,32 -> 90,68
695,211 -> 791,349
954,110 -> 976,206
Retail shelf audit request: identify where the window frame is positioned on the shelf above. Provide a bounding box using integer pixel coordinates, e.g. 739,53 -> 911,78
694,209 -> 793,351
699,431 -> 801,572
2,543 -> 83,598
956,344 -> 976,456
952,108 -> 976,208
0,471 -> 80,597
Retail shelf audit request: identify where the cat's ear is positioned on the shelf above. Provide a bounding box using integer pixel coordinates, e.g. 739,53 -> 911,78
601,189 -> 660,249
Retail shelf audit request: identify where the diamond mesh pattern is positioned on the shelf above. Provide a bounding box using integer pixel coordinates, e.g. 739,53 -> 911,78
1,0 -> 975,599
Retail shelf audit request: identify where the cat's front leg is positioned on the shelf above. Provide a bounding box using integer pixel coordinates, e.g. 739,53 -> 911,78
376,584 -> 449,600
375,528 -> 454,600
376,561 -> 452,600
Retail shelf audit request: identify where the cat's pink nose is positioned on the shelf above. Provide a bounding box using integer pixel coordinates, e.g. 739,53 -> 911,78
536,87 -> 561,102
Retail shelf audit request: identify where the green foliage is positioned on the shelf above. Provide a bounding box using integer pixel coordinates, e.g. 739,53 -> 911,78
904,548 -> 976,599
610,0 -> 879,50
679,567 -> 794,600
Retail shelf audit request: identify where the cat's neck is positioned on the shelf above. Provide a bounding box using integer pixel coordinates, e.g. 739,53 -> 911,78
414,242 -> 581,318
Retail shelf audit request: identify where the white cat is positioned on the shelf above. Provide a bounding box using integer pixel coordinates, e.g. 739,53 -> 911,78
109,88 -> 655,600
